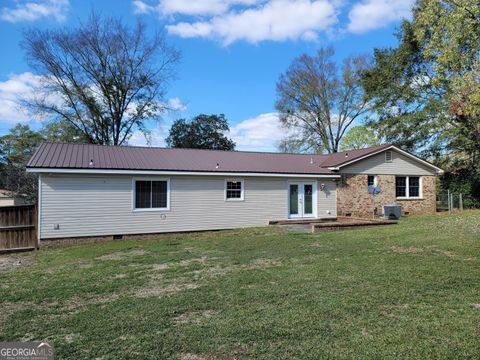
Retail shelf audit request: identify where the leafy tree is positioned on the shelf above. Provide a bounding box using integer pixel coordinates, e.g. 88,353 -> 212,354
413,0 -> 480,163
276,47 -> 372,153
0,122 -> 87,201
166,114 -> 236,150
39,120 -> 89,143
363,0 -> 480,201
22,12 -> 180,145
339,125 -> 380,151
0,124 -> 44,201
362,21 -> 448,155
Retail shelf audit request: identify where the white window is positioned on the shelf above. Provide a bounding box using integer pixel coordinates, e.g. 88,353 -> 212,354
133,178 -> 170,211
396,176 -> 422,198
225,179 -> 244,201
385,151 -> 393,162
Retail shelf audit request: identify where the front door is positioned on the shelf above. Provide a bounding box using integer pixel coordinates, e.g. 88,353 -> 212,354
289,182 -> 316,218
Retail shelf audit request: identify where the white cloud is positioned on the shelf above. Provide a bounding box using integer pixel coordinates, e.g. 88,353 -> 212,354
0,72 -> 43,124
134,0 -> 261,16
129,126 -> 168,147
133,0 -> 154,14
347,0 -> 414,33
129,112 -> 287,151
128,97 -> 186,147
168,97 -> 187,111
166,0 -> 337,45
0,0 -> 69,23
135,0 -> 415,43
229,112 -> 286,151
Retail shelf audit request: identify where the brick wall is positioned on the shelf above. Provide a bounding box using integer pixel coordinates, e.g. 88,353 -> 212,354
336,174 -> 436,218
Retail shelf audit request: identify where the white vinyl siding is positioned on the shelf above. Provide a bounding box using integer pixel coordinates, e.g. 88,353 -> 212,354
39,175 -> 337,239
317,180 -> 336,217
340,149 -> 437,176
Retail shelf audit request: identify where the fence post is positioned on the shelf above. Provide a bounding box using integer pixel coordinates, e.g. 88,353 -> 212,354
448,190 -> 451,214
459,194 -> 463,212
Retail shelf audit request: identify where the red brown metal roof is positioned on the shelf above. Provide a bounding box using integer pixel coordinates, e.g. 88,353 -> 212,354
318,144 -> 392,167
27,143 -> 397,175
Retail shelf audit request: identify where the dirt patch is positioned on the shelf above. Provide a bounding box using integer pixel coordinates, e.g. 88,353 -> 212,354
0,300 -> 58,330
179,257 -> 216,267
134,282 -> 200,298
0,255 -> 31,272
192,266 -> 231,279
179,354 -> 213,360
20,333 -> 37,342
112,274 -> 128,279
472,304 -> 480,309
151,263 -> 170,271
191,258 -> 281,277
64,333 -> 81,343
96,249 -> 146,261
436,250 -> 457,258
174,310 -> 216,325
63,293 -> 120,311
244,258 -> 282,269
150,257 -> 217,272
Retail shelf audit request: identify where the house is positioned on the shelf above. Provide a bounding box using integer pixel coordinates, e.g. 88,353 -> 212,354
0,189 -> 26,207
26,143 -> 443,241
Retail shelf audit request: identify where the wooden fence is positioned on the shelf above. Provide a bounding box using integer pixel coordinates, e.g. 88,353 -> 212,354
0,205 -> 38,252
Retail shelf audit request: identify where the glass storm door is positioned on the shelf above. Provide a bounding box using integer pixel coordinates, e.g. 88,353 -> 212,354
289,182 -> 315,218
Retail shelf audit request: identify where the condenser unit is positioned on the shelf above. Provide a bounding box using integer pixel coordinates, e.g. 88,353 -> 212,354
383,204 -> 402,220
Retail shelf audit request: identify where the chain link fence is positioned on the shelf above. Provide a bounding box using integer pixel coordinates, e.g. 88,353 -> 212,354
437,191 -> 480,212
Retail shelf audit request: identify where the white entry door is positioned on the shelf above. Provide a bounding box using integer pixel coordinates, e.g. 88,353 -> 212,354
289,182 -> 316,218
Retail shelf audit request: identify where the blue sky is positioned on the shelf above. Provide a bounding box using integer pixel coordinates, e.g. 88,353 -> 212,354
0,0 -> 413,151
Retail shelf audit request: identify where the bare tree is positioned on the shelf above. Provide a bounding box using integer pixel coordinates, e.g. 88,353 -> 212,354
276,47 -> 372,153
22,12 -> 181,145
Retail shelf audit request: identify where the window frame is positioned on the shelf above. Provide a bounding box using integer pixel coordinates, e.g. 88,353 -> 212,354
396,176 -> 422,199
132,177 -> 170,212
385,151 -> 393,163
367,175 -> 377,187
224,178 -> 244,202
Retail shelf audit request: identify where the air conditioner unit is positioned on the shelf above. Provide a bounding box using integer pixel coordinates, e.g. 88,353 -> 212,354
383,204 -> 402,220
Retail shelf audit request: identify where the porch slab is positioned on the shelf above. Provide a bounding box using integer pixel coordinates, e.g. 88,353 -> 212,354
311,217 -> 397,233
269,218 -> 337,225
270,216 -> 397,233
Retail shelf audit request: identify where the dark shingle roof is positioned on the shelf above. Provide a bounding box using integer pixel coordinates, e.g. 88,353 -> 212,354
27,143 -> 397,175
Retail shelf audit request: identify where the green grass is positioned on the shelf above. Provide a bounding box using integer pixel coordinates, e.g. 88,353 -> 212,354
1,212 -> 479,359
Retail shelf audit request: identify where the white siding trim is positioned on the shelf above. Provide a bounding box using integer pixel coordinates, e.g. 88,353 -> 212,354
38,174 -> 42,240
26,168 -> 341,178
131,177 -> 171,212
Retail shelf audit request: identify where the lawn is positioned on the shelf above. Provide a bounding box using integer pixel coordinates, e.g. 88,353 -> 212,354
1,212 -> 479,359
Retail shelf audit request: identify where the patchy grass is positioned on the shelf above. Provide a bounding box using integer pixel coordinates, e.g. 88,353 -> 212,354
0,211 -> 479,359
